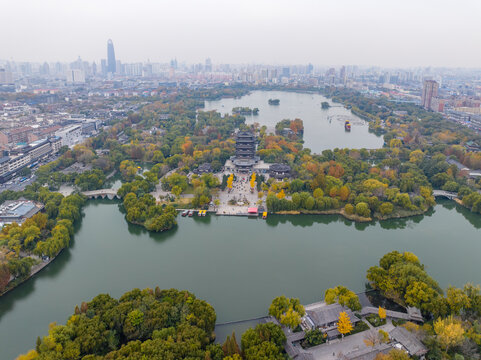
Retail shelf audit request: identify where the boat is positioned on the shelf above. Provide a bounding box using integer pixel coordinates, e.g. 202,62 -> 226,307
188,210 -> 194,217
198,210 -> 203,216
344,120 -> 351,131
202,210 -> 207,216
262,212 -> 267,219
181,210 -> 188,217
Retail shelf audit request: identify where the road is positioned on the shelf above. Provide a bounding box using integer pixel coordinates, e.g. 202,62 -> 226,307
0,174 -> 37,193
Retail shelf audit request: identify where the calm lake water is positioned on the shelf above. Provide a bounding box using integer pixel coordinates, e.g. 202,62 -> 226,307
204,90 -> 384,153
1,199 -> 481,359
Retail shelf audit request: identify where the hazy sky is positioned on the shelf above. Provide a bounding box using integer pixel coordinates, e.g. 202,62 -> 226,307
2,0 -> 481,67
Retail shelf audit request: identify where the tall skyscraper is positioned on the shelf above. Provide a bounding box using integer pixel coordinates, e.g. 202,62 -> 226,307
421,80 -> 439,110
107,39 -> 116,74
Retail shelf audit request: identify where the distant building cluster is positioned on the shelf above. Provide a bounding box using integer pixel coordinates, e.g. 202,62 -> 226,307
0,137 -> 61,182
0,98 -> 104,184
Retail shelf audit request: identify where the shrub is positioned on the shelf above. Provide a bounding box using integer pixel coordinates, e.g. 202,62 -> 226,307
355,202 -> 371,217
345,203 -> 354,215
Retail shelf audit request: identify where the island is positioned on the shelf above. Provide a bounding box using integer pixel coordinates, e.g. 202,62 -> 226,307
16,251 -> 481,360
268,98 -> 280,105
321,101 -> 330,109
232,106 -> 259,115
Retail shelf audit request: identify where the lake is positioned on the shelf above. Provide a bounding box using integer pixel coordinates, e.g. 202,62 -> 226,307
204,90 -> 384,153
1,199 -> 481,359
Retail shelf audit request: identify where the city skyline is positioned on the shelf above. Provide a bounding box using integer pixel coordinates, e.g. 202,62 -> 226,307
2,0 -> 481,67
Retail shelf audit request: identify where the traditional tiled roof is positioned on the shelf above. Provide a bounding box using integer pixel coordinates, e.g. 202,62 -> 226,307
389,327 -> 428,356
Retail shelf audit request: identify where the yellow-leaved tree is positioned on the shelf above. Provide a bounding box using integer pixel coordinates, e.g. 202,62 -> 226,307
434,316 -> 465,351
15,350 -> 38,360
337,311 -> 353,339
277,189 -> 285,199
378,306 -> 386,320
250,172 -> 256,189
227,174 -> 234,190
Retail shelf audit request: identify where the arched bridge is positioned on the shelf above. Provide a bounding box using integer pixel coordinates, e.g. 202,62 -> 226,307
82,189 -> 120,200
432,190 -> 457,200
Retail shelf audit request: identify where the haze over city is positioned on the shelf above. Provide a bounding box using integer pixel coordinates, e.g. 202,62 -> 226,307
2,1 -> 481,360
2,0 -> 481,67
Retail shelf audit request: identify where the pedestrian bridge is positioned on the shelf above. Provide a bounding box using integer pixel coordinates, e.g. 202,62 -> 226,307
82,189 -> 120,200
432,190 -> 457,199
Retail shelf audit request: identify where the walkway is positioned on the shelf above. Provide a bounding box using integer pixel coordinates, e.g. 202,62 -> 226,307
305,321 -> 395,360
82,189 -> 119,199
432,190 -> 457,199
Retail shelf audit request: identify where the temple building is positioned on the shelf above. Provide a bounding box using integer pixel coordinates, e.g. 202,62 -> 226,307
231,131 -> 259,172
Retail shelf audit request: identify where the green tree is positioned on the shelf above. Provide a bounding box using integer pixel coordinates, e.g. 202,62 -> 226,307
355,202 -> 371,217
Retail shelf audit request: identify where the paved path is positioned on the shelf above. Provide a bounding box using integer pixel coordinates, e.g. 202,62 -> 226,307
216,172 -> 260,215
305,321 -> 395,360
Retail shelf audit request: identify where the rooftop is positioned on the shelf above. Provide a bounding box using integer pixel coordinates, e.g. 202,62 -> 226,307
0,200 -> 42,222
389,327 -> 428,356
306,303 -> 359,327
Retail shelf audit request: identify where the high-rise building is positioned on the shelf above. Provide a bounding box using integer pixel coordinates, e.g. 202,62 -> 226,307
205,58 -> 212,72
307,63 -> 313,74
66,69 -> 85,83
339,66 -> 346,84
421,80 -> 439,110
0,69 -> 13,84
107,39 -> 116,74
101,59 -> 107,75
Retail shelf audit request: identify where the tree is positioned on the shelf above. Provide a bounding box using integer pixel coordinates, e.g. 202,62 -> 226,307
337,311 -> 353,338
16,350 -> 38,360
378,306 -> 386,320
375,349 -> 410,360
446,286 -> 471,315
222,331 -> 240,357
325,286 -> 361,311
0,262 -> 10,292
250,173 -> 256,189
227,174 -> 234,190
339,186 -> 350,201
20,288 -> 218,359
364,329 -> 389,348
280,307 -> 303,329
409,150 -> 424,164
355,202 -> 371,218
268,296 -> 305,329
171,185 -> 182,198
344,203 -> 354,215
241,323 -> 286,360
379,202 -> 394,216
434,316 -> 465,351
276,189 -> 285,199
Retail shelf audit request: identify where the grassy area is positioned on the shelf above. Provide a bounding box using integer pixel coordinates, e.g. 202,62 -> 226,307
301,329 -> 326,349
365,314 -> 386,327
392,319 -> 406,327
349,320 -> 370,335
157,197 -> 191,207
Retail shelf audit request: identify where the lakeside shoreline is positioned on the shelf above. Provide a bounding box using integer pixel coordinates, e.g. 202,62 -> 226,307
274,205 -> 430,223
0,249 -> 61,298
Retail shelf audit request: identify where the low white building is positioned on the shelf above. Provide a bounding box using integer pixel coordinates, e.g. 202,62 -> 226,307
55,125 -> 82,148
